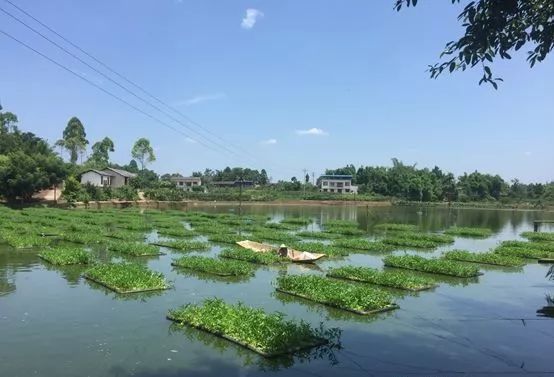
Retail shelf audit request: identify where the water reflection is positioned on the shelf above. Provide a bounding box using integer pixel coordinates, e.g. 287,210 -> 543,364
537,295 -> 554,318
167,322 -> 342,371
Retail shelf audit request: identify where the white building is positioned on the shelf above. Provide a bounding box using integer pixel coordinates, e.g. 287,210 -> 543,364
80,168 -> 137,188
170,175 -> 202,191
318,175 -> 358,194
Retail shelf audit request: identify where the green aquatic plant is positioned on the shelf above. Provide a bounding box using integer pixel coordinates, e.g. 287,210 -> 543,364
276,274 -> 398,314
500,240 -> 554,253
39,247 -> 94,265
288,241 -> 349,257
374,223 -> 418,232
263,222 -> 302,231
84,262 -> 169,293
157,227 -> 197,238
295,230 -> 341,240
323,227 -> 365,236
107,240 -> 162,256
327,265 -> 437,291
521,231 -> 554,242
382,236 -> 439,249
331,239 -> 395,252
494,245 -> 554,259
219,247 -> 284,265
443,249 -> 524,267
152,240 -> 211,252
0,230 -> 52,248
207,233 -> 245,244
251,230 -> 300,243
444,227 -> 493,238
104,230 -> 146,242
167,298 -> 332,357
383,255 -> 481,278
61,232 -> 105,245
172,256 -> 254,276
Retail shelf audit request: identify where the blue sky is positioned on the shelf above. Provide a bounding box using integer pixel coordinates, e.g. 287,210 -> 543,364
1,0 -> 553,183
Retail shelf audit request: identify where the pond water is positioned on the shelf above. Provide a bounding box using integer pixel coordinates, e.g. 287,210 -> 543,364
1,205 -> 553,377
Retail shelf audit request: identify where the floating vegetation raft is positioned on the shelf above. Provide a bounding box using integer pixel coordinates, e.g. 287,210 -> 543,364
331,239 -> 395,252
494,245 -> 554,260
374,223 -> 418,232
172,256 -> 254,276
83,263 -> 169,294
219,247 -> 284,265
288,242 -> 349,257
207,233 -> 245,244
251,230 -> 300,243
167,298 -> 329,357
444,227 -> 493,238
443,250 -> 524,267
107,240 -> 162,256
152,240 -> 211,252
295,231 -> 341,240
157,227 -> 197,238
276,274 -> 398,315
383,255 -> 481,278
323,227 -> 365,236
327,266 -> 437,291
104,230 -> 146,242
521,232 -> 554,242
382,232 -> 454,249
61,232 -> 104,245
0,230 -> 52,248
500,240 -> 554,253
39,247 -> 94,265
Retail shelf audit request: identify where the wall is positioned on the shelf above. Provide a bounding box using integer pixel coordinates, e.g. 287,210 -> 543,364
81,171 -> 102,186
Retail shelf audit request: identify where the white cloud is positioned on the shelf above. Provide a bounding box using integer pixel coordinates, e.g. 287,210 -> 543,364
295,128 -> 329,136
185,137 -> 197,144
261,138 -> 277,145
173,93 -> 226,107
241,9 -> 264,30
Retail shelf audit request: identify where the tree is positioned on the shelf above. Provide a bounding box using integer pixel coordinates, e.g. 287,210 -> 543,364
88,137 -> 114,167
0,110 -> 67,201
395,0 -> 554,88
57,117 -> 88,164
260,169 -> 269,185
0,105 -> 18,133
131,138 -> 156,170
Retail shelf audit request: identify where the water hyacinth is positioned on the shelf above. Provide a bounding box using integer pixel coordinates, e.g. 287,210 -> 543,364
521,232 -> 554,242
331,239 -> 395,252
219,247 -> 284,265
288,242 -> 350,257
152,240 -> 211,252
167,298 -> 330,357
263,222 -> 302,231
251,230 -> 300,244
107,240 -> 162,256
444,227 -> 493,238
276,274 -> 398,314
61,232 -> 105,245
172,256 -> 254,276
104,230 -> 146,242
374,223 -> 418,232
383,255 -> 481,278
295,230 -> 341,240
0,230 -> 53,248
207,233 -> 245,244
39,247 -> 94,265
281,217 -> 313,225
500,240 -> 554,253
84,262 -> 169,293
327,265 -> 437,291
157,227 -> 197,238
443,250 -> 525,267
323,227 -> 365,236
494,245 -> 554,259
382,236 -> 440,249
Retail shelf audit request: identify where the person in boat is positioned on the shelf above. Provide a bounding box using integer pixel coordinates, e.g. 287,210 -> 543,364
278,244 -> 289,258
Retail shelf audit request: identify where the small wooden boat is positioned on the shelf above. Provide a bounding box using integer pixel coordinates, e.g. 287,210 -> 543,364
236,240 -> 325,263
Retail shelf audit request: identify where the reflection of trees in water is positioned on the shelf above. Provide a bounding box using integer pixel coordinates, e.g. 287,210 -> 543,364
0,268 -> 16,296
0,247 -> 41,297
168,322 -> 342,372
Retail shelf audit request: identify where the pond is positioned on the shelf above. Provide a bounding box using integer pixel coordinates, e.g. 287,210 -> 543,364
1,205 -> 553,377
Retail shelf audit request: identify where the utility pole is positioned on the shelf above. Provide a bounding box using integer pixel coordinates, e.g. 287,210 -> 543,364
302,169 -> 308,199
238,176 -> 244,219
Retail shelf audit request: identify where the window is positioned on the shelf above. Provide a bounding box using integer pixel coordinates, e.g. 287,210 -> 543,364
330,182 -> 336,187
322,181 -> 328,186
179,182 -> 184,186
337,182 -> 344,187
101,175 -> 111,186
345,182 -> 350,186
338,189 -> 343,193
345,189 -> 350,193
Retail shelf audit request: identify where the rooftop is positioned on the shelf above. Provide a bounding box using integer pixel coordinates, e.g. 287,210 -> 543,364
319,175 -> 353,180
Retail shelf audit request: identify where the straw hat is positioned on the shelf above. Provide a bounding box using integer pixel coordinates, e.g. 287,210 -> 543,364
280,244 -> 286,248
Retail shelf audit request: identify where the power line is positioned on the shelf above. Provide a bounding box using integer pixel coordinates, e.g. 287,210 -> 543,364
0,5 -> 247,162
0,28 -> 228,155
